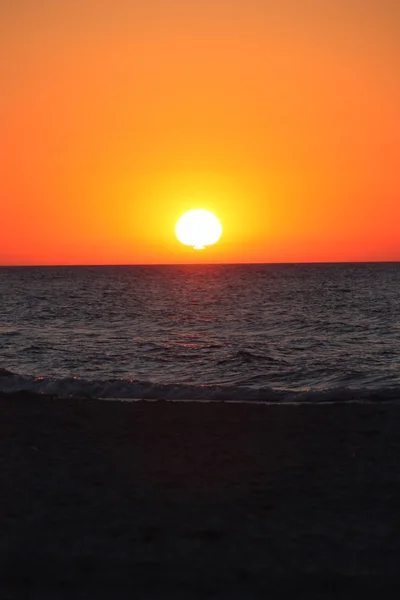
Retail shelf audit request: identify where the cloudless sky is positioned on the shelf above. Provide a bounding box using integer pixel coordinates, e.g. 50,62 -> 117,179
1,0 -> 399,264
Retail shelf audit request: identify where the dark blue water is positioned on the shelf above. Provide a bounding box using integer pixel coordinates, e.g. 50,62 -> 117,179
1,264 -> 399,402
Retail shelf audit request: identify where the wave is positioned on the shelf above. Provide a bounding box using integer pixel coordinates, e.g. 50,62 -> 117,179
217,349 -> 283,366
1,368 -> 400,404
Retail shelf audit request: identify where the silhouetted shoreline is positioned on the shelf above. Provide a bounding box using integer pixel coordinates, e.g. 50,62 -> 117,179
1,393 -> 400,598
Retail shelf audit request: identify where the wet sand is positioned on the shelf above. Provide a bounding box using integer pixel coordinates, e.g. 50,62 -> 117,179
1,393 -> 400,598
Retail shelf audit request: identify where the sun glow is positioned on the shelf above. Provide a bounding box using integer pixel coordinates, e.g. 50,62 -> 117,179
175,210 -> 223,250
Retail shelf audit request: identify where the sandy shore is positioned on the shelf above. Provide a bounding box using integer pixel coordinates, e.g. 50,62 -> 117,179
1,393 -> 400,598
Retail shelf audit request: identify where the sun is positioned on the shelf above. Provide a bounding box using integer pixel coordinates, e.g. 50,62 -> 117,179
175,209 -> 222,250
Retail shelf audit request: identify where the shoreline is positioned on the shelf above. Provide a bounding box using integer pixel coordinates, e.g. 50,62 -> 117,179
1,393 -> 400,598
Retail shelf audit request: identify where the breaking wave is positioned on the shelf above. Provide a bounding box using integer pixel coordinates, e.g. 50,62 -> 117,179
1,368 -> 399,404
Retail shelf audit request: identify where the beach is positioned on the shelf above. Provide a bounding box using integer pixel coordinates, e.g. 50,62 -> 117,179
1,393 -> 400,598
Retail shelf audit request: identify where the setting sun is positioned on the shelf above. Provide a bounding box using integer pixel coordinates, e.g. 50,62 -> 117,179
175,210 -> 223,250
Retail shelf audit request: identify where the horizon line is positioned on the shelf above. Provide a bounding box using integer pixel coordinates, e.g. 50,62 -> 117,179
1,260 -> 399,268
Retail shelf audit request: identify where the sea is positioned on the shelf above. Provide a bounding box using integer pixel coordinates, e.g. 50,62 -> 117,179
0,263 -> 399,403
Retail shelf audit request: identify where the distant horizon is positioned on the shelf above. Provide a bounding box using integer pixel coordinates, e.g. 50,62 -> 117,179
1,260 -> 399,269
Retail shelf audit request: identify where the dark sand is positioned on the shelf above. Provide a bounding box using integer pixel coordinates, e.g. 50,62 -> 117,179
1,393 -> 400,599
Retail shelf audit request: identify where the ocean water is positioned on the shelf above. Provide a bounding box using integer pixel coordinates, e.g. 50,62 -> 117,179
0,263 -> 399,403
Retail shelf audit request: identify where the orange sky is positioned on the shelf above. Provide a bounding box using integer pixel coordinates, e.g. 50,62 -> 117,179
1,0 -> 399,265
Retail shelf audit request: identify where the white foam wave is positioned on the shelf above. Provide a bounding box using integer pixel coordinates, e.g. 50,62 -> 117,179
1,368 -> 400,404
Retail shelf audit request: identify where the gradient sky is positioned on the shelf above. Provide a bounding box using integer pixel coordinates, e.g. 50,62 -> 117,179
1,0 -> 399,264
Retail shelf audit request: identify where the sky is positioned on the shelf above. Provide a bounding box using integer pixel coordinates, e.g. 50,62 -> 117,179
1,0 -> 399,265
